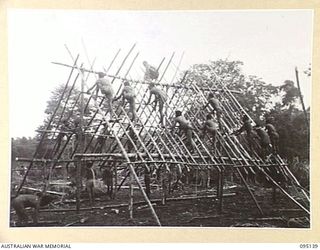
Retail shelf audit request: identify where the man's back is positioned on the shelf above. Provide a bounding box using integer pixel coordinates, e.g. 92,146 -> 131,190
205,119 -> 218,130
255,127 -> 271,144
145,65 -> 159,80
150,87 -> 167,102
209,97 -> 221,109
266,123 -> 277,134
97,78 -> 113,95
175,116 -> 192,129
12,194 -> 39,209
123,86 -> 135,98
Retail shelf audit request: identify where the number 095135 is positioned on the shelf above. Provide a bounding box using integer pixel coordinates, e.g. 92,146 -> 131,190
300,244 -> 318,248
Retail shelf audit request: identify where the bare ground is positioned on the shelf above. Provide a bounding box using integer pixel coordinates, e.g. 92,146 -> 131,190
10,183 -> 309,228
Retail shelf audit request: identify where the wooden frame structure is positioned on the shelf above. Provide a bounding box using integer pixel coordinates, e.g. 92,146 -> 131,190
13,44 -> 310,226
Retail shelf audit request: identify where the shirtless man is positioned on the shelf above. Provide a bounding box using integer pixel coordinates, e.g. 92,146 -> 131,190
102,165 -> 114,199
172,110 -> 196,152
254,123 -> 272,159
204,93 -> 222,129
87,72 -> 114,117
202,114 -> 219,148
146,82 -> 167,125
233,115 -> 255,154
143,61 -> 159,82
113,81 -> 137,121
265,117 -> 280,154
12,194 -> 56,225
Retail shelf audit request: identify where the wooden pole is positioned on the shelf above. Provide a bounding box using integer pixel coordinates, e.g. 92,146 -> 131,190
75,59 -> 86,214
114,165 -> 117,198
158,52 -> 175,83
216,169 -> 221,211
161,169 -> 166,205
218,169 -> 224,213
65,47 -> 161,226
51,61 -> 241,93
39,193 -> 237,213
129,172 -> 133,219
15,55 -> 79,196
236,168 -> 264,215
104,48 -> 121,73
75,155 -> 81,213
295,67 -> 309,128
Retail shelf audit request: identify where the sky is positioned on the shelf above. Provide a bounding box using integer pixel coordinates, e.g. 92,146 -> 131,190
8,9 -> 313,138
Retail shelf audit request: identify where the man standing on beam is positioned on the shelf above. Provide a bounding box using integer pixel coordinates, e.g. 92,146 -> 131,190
143,61 -> 159,82
87,72 -> 115,119
171,110 -> 196,153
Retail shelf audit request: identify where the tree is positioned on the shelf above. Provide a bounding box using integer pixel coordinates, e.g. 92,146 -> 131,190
267,79 -> 309,162
41,84 -> 93,132
11,137 -> 38,168
183,59 -> 309,161
279,80 -> 300,108
185,60 -> 279,121
34,84 -> 98,158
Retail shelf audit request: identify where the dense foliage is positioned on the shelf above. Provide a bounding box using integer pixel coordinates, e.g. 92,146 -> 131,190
185,60 -> 309,162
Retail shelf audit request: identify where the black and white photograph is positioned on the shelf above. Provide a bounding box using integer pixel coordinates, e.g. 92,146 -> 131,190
8,9 -> 312,228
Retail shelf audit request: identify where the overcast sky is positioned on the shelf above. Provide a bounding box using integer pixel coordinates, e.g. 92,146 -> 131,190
8,9 -> 313,138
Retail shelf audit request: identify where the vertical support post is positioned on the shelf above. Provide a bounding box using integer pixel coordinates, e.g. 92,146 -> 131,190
218,169 -> 224,213
216,169 -> 221,212
75,155 -> 81,213
295,67 -> 309,128
76,65 -> 85,214
216,169 -> 220,197
114,164 -> 117,199
161,169 -> 166,205
195,168 -> 198,194
206,168 -> 211,190
129,171 -> 134,219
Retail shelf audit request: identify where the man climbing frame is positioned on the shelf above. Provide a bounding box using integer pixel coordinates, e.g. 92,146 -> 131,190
204,93 -> 223,130
265,117 -> 280,154
171,110 -> 196,152
143,61 -> 159,82
145,82 -> 167,126
202,114 -> 219,150
233,115 -> 255,155
113,80 -> 137,121
87,72 -> 115,118
254,122 -> 272,159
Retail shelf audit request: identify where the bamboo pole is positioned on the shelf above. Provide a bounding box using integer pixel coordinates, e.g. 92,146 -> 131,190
158,52 -> 175,83
15,55 -> 80,196
39,193 -> 237,213
205,68 -> 309,208
180,75 -> 264,214
51,62 -> 241,93
129,172 -> 133,219
104,48 -> 121,73
295,67 -> 309,128
66,44 -> 136,168
169,51 -> 185,85
65,46 -> 161,226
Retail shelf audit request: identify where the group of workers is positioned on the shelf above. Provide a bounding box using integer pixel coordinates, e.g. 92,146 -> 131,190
12,61 -> 282,226
54,60 -> 279,158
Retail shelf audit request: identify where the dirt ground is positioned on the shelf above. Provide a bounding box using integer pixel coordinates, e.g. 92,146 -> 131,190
10,183 -> 310,228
